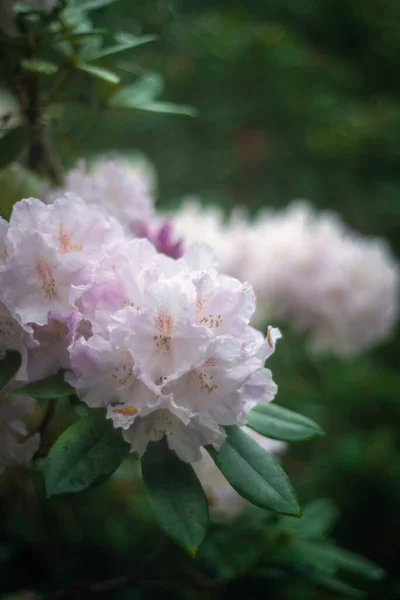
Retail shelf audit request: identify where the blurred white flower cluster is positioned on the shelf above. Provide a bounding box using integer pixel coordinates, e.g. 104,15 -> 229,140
194,426 -> 286,518
0,172 -> 281,468
171,199 -> 399,357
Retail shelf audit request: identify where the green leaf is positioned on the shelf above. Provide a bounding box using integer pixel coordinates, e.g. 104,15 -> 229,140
195,520 -> 264,581
22,59 -> 58,76
0,351 -> 22,390
0,164 -> 42,219
77,63 -> 120,84
300,498 -> 339,537
247,403 -> 324,442
82,35 -> 157,62
132,102 -> 198,117
141,437 -> 209,555
11,372 -> 74,400
63,0 -> 119,17
306,543 -> 385,580
302,571 -> 365,599
110,73 -> 164,107
207,426 -> 300,516
45,411 -> 129,496
0,126 -> 28,169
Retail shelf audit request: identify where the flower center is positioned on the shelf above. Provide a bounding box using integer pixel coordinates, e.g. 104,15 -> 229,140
35,258 -> 56,301
196,357 -> 218,394
59,225 -> 83,253
154,309 -> 174,353
152,409 -> 173,438
199,313 -> 223,328
111,352 -> 134,388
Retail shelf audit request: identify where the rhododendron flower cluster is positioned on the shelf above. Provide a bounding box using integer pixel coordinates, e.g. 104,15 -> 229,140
47,159 -> 183,258
194,426 -> 286,518
0,193 -> 280,465
171,199 -> 399,357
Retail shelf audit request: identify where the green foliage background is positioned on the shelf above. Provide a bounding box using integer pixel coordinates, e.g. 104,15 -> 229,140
1,1 -> 400,598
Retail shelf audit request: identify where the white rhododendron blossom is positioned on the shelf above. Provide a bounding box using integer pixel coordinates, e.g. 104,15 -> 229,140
0,193 -> 280,465
47,159 -> 154,236
194,426 -> 286,518
48,159 -> 184,258
0,395 -> 40,473
170,199 -> 399,357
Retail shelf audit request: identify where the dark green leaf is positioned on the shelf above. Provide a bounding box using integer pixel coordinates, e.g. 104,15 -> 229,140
305,543 -> 384,580
302,571 -> 365,599
110,73 -> 164,107
82,35 -> 157,61
207,426 -> 300,516
195,520 -> 264,581
77,63 -> 120,84
11,372 -> 74,400
0,126 -> 28,169
247,403 -> 324,442
300,498 -> 339,537
141,437 -> 209,555
22,59 -> 58,75
0,351 -> 21,390
74,403 -> 89,418
45,411 -> 129,495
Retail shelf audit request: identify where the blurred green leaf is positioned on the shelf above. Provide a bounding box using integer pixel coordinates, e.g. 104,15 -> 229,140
45,411 -> 129,496
110,73 -> 164,107
141,437 -> 209,555
63,0 -> 119,17
207,426 -> 300,516
81,35 -> 157,61
22,59 -> 59,76
300,542 -> 385,580
0,352 -> 22,390
247,403 -> 324,442
0,164 -> 42,219
132,102 -> 198,117
77,63 -> 120,84
299,499 -> 340,538
0,127 -> 28,170
195,520 -> 264,581
11,372 -> 74,400
302,571 -> 365,598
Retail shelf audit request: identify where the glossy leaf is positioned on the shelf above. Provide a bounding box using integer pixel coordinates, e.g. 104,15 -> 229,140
0,351 -> 22,390
22,59 -> 58,76
132,102 -> 198,117
247,403 -> 324,442
110,73 -> 163,107
77,63 -> 120,84
207,426 -> 300,516
63,0 -> 119,17
45,411 -> 129,496
141,437 -> 209,555
82,35 -> 157,62
0,126 -> 28,169
11,372 -> 74,400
